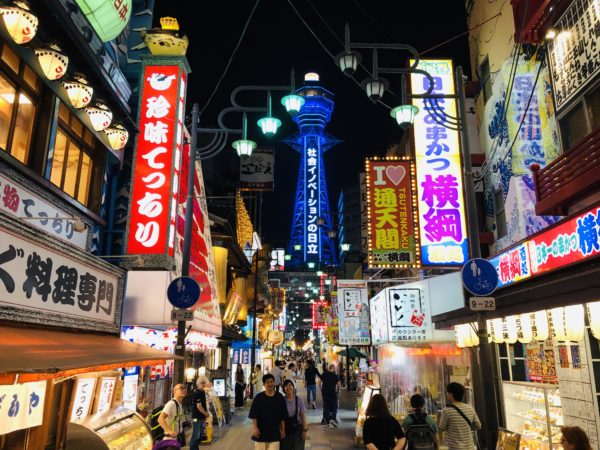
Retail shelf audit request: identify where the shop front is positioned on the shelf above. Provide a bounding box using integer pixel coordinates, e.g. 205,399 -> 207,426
361,274 -> 472,448
435,203 -> 600,450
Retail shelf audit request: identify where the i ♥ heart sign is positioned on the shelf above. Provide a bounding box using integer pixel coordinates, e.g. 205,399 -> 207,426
385,165 -> 406,186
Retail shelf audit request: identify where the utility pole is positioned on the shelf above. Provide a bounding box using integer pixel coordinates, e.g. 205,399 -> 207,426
249,246 -> 260,398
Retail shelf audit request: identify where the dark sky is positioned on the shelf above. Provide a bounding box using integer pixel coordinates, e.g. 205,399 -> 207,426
153,0 -> 471,246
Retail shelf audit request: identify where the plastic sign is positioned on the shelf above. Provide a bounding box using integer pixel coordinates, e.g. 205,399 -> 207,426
469,297 -> 496,311
127,64 -> 186,257
312,300 -> 328,329
461,258 -> 498,296
167,277 -> 201,309
410,59 -> 469,266
366,158 -> 420,268
490,204 -> 600,288
337,280 -> 371,345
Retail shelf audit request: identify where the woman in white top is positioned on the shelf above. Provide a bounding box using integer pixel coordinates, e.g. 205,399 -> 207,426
283,362 -> 296,383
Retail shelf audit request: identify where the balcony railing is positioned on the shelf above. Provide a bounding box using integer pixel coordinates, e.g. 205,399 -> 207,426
531,126 -> 600,215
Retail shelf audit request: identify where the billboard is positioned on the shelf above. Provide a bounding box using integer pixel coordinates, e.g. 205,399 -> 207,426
239,148 -> 274,191
366,158 -> 419,268
127,63 -> 186,257
411,59 -> 469,266
337,280 -> 371,345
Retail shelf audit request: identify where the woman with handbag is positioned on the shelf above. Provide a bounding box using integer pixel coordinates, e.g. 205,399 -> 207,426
362,394 -> 406,450
235,364 -> 246,408
281,379 -> 308,450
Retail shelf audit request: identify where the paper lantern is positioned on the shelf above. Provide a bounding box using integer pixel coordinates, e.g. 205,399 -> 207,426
533,310 -> 549,341
505,316 -> 518,344
62,74 -> 93,109
551,308 -> 567,341
104,123 -> 128,150
75,0 -> 132,42
35,44 -> 68,80
85,100 -> 112,131
587,302 -> 600,340
490,318 -> 505,344
0,0 -> 38,44
518,313 -> 533,344
212,246 -> 228,305
565,304 -> 585,342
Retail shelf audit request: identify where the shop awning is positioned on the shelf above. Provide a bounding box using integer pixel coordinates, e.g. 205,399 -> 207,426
0,326 -> 180,384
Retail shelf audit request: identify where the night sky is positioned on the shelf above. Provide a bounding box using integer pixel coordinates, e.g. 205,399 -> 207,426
153,0 -> 471,246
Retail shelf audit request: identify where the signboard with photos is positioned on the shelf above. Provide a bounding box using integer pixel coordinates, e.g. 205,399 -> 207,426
365,158 -> 419,268
337,280 -> 371,345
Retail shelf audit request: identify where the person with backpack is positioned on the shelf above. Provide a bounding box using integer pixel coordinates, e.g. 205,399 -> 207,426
362,393 -> 406,450
281,379 -> 308,450
402,394 -> 438,450
438,382 -> 481,450
156,383 -> 187,447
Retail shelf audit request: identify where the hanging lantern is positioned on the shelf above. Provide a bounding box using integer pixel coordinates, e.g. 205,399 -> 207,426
62,73 -> 93,109
455,323 -> 479,348
281,94 -> 305,116
334,49 -> 361,77
518,313 -> 533,344
362,77 -> 389,103
85,100 -> 112,131
533,310 -> 549,341
232,139 -> 256,157
104,123 -> 128,150
490,318 -> 505,344
455,325 -> 468,348
0,0 -> 38,44
257,116 -> 281,138
551,307 -> 567,341
587,302 -> 600,340
565,304 -> 585,342
505,316 -> 518,344
390,104 -> 419,129
35,44 -> 68,80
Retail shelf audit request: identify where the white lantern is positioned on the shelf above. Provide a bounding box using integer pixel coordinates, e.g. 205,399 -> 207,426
518,313 -> 533,344
490,318 -> 505,344
62,74 -> 93,109
505,316 -> 518,344
85,100 -> 112,131
565,304 -> 585,342
35,44 -> 68,80
551,307 -> 567,341
533,310 -> 549,341
104,123 -> 128,151
587,302 -> 600,340
0,0 -> 38,45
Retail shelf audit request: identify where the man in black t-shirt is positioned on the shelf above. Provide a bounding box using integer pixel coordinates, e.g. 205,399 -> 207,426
190,378 -> 209,450
304,360 -> 321,410
319,364 -> 340,427
249,373 -> 287,449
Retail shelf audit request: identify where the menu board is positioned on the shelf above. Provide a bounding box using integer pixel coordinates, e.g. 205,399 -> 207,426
525,340 -> 558,384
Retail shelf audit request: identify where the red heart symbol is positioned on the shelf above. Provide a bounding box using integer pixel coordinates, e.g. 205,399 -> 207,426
385,165 -> 406,185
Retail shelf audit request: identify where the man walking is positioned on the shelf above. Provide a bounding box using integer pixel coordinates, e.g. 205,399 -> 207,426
158,383 -> 186,443
270,360 -> 284,393
319,364 -> 340,427
189,377 -> 209,450
304,360 -> 321,409
438,382 -> 481,450
249,373 -> 287,449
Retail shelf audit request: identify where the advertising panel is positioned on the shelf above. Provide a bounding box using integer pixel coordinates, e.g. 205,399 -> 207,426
386,284 -> 432,342
369,289 -> 389,345
366,158 -> 419,268
411,59 -> 469,266
127,64 -> 186,257
337,280 -> 371,345
312,300 -> 328,329
0,381 -> 46,435
239,148 -> 274,191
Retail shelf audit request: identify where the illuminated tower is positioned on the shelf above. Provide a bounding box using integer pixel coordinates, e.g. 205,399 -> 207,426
285,73 -> 340,266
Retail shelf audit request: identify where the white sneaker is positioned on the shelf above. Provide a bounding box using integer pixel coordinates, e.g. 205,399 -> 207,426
331,420 -> 338,427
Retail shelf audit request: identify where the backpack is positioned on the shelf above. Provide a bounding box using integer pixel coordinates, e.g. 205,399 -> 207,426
149,406 -> 165,442
405,413 -> 436,450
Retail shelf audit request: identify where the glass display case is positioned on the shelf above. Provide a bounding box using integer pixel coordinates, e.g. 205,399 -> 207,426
355,384 -> 381,441
67,406 -> 153,450
502,381 -> 563,450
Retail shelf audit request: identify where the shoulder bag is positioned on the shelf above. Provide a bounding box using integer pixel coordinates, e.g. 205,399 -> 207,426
448,405 -> 480,450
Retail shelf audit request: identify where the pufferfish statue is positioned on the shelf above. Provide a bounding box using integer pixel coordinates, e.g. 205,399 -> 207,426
140,17 -> 188,56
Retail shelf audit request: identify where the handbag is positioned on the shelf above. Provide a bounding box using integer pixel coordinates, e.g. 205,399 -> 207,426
448,405 -> 481,450
285,395 -> 299,434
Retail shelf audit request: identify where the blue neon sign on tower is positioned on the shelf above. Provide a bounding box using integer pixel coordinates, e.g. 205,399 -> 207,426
285,73 -> 340,266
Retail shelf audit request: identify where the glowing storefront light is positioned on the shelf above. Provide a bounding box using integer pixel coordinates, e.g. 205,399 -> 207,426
588,302 -> 600,340
410,59 -> 468,266
533,310 -> 549,341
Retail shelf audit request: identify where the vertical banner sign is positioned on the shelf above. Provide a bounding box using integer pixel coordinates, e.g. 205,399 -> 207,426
386,285 -> 432,342
305,146 -> 320,259
71,377 -> 97,422
359,173 -> 369,255
239,148 -> 275,191
411,59 -> 469,266
312,300 -> 328,329
369,289 -> 389,345
366,158 -> 419,268
127,64 -> 186,257
96,377 -> 117,414
337,280 -> 371,345
0,381 -> 46,435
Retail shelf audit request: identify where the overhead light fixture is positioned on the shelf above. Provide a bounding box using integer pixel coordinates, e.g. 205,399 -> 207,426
63,73 -> 93,109
86,99 -> 112,131
341,243 -> 351,252
317,217 -> 325,226
257,91 -> 281,138
284,254 -> 292,261
293,244 -> 301,251
104,123 -> 129,150
307,262 -> 316,269
281,94 -> 305,116
390,104 -> 419,129
232,112 -> 257,157
362,77 -> 389,103
545,29 -> 557,40
328,229 -> 337,239
335,49 -> 361,77
0,0 -> 38,44
35,43 -> 68,80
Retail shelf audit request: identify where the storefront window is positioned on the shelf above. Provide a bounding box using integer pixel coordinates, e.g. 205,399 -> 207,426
47,103 -> 105,212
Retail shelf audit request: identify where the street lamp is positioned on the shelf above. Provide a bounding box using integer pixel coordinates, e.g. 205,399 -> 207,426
341,243 -> 351,252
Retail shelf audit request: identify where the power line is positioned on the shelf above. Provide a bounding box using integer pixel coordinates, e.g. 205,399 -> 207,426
198,0 -> 261,117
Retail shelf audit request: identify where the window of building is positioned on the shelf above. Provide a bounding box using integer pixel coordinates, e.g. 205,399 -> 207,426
493,189 -> 507,239
479,56 -> 493,103
498,343 -> 527,382
0,42 -> 40,164
559,82 -> 600,151
46,102 -> 105,212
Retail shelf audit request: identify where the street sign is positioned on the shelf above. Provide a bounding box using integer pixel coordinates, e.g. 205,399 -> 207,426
469,297 -> 496,311
461,258 -> 498,296
167,276 -> 201,308
171,309 -> 194,321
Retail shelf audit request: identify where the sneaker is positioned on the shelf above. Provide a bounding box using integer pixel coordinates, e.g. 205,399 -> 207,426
311,403 -> 317,410
331,420 -> 338,427
320,418 -> 327,425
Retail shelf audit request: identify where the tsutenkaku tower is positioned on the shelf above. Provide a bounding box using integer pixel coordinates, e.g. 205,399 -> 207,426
285,73 -> 340,266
